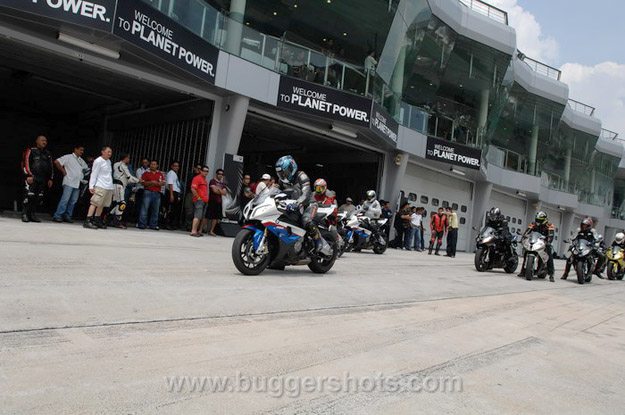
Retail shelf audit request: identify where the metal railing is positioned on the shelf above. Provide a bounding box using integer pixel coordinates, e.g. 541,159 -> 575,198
519,54 -> 562,81
567,99 -> 595,117
601,128 -> 620,140
458,0 -> 508,25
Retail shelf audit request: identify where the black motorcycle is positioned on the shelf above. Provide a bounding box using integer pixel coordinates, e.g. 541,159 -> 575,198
566,238 -> 594,285
474,226 -> 518,273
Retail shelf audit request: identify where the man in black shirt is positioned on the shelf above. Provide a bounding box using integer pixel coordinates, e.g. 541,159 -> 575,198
21,135 -> 53,222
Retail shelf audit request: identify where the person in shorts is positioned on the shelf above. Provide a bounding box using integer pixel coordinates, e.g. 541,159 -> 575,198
190,166 -> 209,237
84,146 -> 114,229
205,168 -> 227,236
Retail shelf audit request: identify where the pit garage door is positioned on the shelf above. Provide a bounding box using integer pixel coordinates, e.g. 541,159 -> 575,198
490,191 -> 527,237
401,163 -> 473,251
543,207 -> 563,255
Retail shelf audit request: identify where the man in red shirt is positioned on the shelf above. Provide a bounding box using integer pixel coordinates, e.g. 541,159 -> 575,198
190,166 -> 209,237
428,207 -> 448,256
137,160 -> 165,230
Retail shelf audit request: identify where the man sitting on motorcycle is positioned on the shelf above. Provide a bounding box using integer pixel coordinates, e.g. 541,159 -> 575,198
362,190 -> 382,219
485,207 -> 512,242
518,211 -> 556,282
561,217 -> 601,280
312,178 -> 336,205
275,155 -> 332,256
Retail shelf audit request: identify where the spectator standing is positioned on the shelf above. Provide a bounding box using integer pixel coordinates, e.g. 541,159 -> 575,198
21,135 -> 54,223
400,204 -> 413,250
445,207 -> 459,258
84,146 -> 114,229
138,160 -> 165,230
428,207 -> 448,255
380,200 -> 393,238
255,173 -> 271,195
338,197 -> 356,215
206,168 -> 227,236
420,208 -> 427,250
110,153 -> 140,228
411,207 -> 424,251
134,158 -> 150,217
165,161 -> 182,230
240,174 -> 255,209
190,166 -> 209,237
52,144 -> 87,223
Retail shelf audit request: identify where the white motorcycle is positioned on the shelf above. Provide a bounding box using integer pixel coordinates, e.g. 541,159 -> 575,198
231,187 -> 338,275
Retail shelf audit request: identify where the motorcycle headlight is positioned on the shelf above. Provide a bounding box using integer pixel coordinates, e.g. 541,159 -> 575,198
482,236 -> 494,244
615,252 -> 623,260
581,248 -> 591,256
534,240 -> 545,250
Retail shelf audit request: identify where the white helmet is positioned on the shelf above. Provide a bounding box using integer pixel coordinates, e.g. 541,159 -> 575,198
615,232 -> 625,244
366,190 -> 376,201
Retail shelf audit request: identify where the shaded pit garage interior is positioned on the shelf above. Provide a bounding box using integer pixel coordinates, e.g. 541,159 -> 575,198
0,32 -> 213,214
239,112 -> 383,204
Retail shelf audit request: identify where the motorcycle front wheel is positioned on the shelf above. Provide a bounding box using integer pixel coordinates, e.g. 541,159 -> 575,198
607,263 -> 616,280
474,247 -> 488,272
503,255 -> 519,274
525,255 -> 535,281
372,235 -> 387,255
232,229 -> 270,275
575,260 -> 589,285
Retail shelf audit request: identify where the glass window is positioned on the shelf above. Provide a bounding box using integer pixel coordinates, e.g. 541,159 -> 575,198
408,193 -> 417,202
442,201 -> 449,208
452,203 -> 458,210
518,219 -> 522,226
460,217 -> 466,225
461,205 -> 467,213
512,218 -> 517,224
432,198 -> 439,207
506,216 -> 511,222
511,227 -> 516,233
421,195 -> 429,204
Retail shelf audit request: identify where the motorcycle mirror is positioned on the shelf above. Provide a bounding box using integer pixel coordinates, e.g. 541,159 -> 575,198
471,226 -> 478,231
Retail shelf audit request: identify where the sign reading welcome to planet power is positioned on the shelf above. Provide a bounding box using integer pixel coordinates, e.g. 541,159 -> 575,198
0,0 -> 117,31
277,77 -> 372,128
370,102 -> 398,146
113,0 -> 218,83
425,136 -> 482,170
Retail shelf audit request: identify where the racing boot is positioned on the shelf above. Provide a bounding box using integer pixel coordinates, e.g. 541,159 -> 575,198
21,213 -> 30,222
549,273 -> 555,282
434,243 -> 442,256
428,243 -> 433,255
315,237 -> 333,257
29,213 -> 41,223
561,262 -> 570,280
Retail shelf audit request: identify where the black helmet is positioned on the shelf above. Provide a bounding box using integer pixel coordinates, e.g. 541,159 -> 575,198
535,211 -> 548,225
487,207 -> 501,222
581,217 -> 593,232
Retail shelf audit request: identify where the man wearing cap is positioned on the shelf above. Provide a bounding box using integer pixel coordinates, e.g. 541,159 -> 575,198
255,173 -> 271,195
338,197 -> 356,215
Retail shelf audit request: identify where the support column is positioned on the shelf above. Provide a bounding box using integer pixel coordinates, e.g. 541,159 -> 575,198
477,88 -> 490,145
225,0 -> 247,55
561,210 -> 575,249
380,151 -> 408,241
390,44 -> 406,118
469,181 -> 493,252
528,124 -> 539,175
206,95 -> 250,172
563,147 -> 572,189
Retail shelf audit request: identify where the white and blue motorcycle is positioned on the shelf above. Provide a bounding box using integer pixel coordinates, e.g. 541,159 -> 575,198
232,188 -> 338,275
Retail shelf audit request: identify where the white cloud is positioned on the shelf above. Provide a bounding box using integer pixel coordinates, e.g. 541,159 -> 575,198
486,0 -> 625,137
487,0 -> 559,62
561,62 -> 625,137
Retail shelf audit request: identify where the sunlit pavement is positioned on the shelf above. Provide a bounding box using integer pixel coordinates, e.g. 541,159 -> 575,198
1,216 -> 625,414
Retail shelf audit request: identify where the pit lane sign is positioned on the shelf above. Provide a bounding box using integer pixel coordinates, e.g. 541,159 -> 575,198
370,102 -> 398,146
425,136 -> 482,170
0,0 -> 117,31
113,0 -> 218,84
277,77 -> 372,128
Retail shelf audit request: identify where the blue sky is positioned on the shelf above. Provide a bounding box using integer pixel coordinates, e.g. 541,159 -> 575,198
516,0 -> 625,66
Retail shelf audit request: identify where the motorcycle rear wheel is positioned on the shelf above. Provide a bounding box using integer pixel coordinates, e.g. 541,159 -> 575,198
232,229 -> 270,276
308,231 -> 338,274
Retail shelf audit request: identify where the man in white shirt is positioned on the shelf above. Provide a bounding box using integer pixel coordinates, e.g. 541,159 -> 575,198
410,207 -> 424,251
165,161 -> 182,230
255,173 -> 271,195
52,145 -> 87,223
84,146 -> 114,229
110,153 -> 141,228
